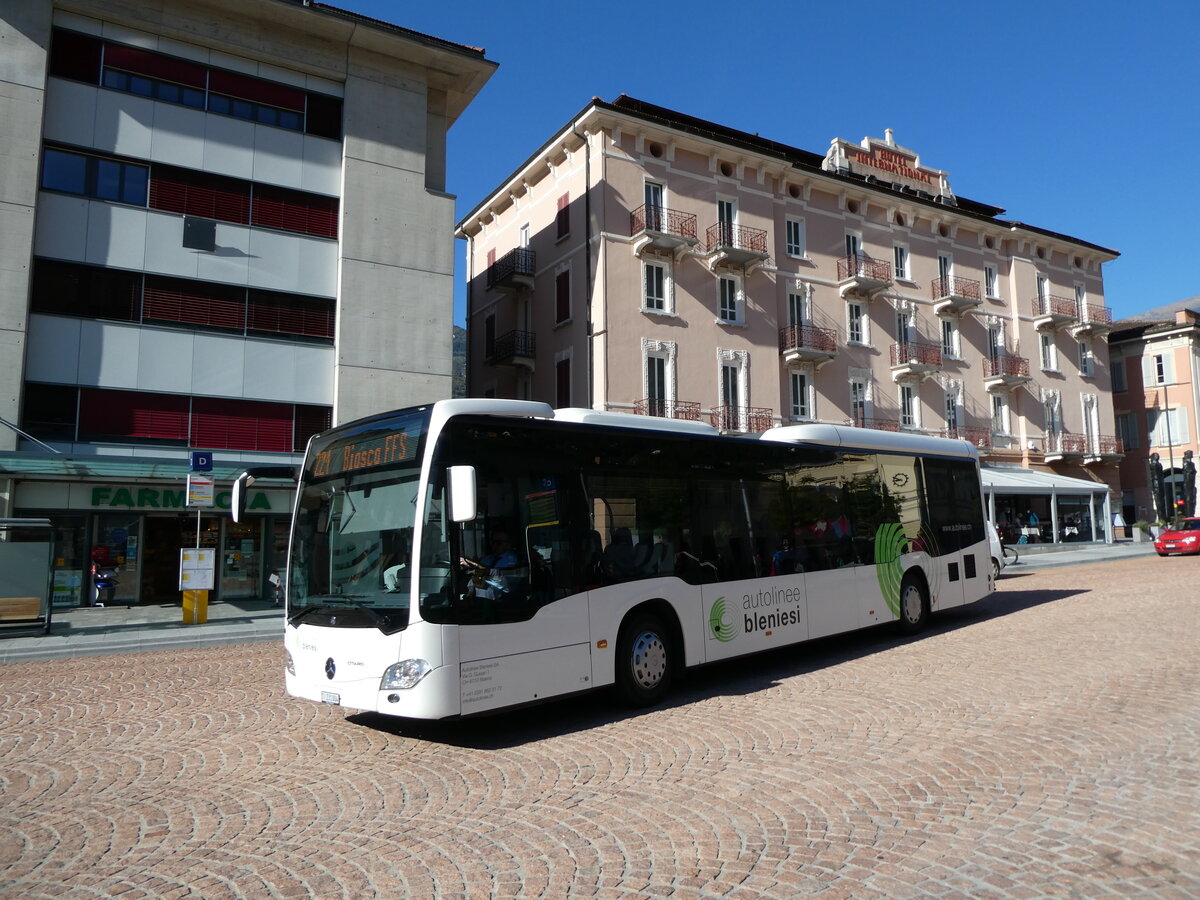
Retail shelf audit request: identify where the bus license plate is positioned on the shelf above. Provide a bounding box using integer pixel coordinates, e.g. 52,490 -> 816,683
321,691 -> 341,705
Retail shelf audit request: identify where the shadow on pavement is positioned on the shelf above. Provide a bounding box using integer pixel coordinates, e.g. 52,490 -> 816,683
347,585 -> 1087,749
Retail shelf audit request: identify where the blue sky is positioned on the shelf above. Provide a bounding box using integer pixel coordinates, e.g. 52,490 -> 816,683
338,0 -> 1200,326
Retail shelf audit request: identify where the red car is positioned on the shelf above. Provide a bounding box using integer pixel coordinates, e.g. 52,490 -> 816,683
1154,518 -> 1200,556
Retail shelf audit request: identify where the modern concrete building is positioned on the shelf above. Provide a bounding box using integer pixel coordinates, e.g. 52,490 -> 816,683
0,0 -> 494,604
457,95 -> 1123,543
1109,300 -> 1200,525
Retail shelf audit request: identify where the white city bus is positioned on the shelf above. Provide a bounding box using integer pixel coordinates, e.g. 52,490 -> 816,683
235,399 -> 991,719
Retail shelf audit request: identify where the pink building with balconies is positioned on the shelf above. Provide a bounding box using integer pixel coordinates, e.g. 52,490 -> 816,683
1110,302 -> 1200,525
456,96 -> 1123,542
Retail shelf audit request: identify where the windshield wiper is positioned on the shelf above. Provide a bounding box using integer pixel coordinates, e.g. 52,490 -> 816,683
292,597 -> 389,630
304,594 -> 368,603
288,606 -> 321,626
287,596 -> 367,625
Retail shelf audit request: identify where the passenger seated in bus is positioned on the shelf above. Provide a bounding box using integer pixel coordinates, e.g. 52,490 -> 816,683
645,531 -> 673,575
632,531 -> 656,575
601,527 -> 639,582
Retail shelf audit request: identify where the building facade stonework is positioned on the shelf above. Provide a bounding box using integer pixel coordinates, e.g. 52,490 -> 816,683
457,96 -> 1123,540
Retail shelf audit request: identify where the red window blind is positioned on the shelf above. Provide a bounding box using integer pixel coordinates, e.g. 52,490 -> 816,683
103,43 -> 206,88
143,276 -> 245,331
79,388 -> 189,442
247,290 -> 334,340
150,166 -> 251,224
251,184 -> 338,239
209,69 -> 305,111
191,397 -> 293,451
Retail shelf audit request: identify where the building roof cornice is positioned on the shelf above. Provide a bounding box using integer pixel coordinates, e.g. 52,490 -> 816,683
456,94 -> 1118,263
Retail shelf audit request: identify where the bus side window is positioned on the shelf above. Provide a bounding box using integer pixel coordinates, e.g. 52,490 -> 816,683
840,452 -> 882,566
585,473 -> 689,584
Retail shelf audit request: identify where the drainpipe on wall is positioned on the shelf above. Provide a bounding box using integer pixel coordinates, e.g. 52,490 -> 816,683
572,121 -> 594,410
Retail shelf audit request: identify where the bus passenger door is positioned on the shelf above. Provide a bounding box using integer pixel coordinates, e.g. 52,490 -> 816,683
454,473 -> 592,714
920,458 -> 984,611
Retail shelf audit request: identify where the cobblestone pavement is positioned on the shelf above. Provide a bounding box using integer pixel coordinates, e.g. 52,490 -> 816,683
1,556 -> 1196,899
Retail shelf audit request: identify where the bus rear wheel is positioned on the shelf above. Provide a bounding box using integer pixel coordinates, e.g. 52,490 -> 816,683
898,573 -> 928,635
616,613 -> 673,707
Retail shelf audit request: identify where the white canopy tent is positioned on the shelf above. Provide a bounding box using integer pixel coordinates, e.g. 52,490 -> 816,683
980,465 -> 1113,544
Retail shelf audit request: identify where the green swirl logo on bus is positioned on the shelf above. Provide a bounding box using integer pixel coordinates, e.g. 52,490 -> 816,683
875,523 -> 907,616
708,596 -> 735,642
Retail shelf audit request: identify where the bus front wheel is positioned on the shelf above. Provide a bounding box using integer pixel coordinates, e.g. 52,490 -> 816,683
616,614 -> 673,707
898,573 -> 928,635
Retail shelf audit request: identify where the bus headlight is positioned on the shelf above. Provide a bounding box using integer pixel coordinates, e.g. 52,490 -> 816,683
381,659 -> 431,690
285,649 -> 295,676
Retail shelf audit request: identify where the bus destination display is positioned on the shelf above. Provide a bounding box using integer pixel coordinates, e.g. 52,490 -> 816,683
310,429 -> 416,479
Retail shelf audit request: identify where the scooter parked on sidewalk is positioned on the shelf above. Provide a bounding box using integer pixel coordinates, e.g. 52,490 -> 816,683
90,547 -> 120,607
90,563 -> 119,607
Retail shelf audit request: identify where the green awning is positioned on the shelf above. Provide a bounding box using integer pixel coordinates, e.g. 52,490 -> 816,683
0,452 -> 299,482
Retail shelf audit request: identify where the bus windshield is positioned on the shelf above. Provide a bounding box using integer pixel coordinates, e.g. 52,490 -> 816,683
287,408 -> 432,633
289,465 -> 423,633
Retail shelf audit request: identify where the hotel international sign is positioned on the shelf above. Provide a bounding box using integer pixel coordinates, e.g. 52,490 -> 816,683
823,131 -> 954,199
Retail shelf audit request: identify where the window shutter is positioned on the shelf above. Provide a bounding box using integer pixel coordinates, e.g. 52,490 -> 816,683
247,290 -> 335,339
103,42 -> 206,88
191,398 -> 293,451
143,276 -> 245,331
556,193 -> 570,238
150,166 -> 251,224
251,184 -> 338,238
209,68 -> 305,111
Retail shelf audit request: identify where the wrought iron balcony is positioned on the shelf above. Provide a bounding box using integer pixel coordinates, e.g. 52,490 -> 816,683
710,404 -> 774,433
1044,431 -> 1087,461
1084,434 -> 1125,463
778,323 -> 838,367
1070,301 -> 1113,338
944,425 -> 993,450
932,276 -> 983,316
485,247 -> 535,292
846,414 -> 900,432
632,398 -> 702,421
889,339 -> 943,380
837,253 -> 892,299
630,204 -> 699,256
704,222 -> 769,269
1032,294 -> 1079,330
982,352 -> 1032,392
485,329 -> 536,370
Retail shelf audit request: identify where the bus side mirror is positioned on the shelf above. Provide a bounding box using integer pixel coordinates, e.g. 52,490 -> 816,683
448,466 -> 477,523
231,466 -> 297,523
